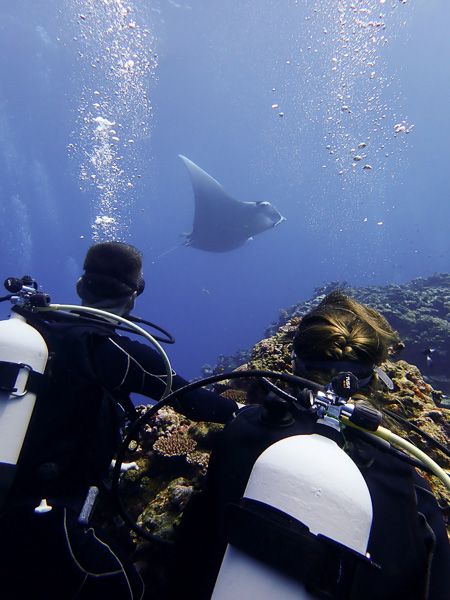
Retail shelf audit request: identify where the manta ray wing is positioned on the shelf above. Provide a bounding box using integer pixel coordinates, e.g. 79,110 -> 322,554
179,155 -> 285,252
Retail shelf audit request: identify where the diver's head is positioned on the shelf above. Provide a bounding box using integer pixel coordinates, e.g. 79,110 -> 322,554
76,241 -> 145,316
292,290 -> 400,391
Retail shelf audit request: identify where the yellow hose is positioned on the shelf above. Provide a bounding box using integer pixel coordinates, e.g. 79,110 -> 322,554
341,416 -> 450,491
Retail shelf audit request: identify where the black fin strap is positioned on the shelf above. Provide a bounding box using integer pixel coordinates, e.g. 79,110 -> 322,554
221,498 -> 378,600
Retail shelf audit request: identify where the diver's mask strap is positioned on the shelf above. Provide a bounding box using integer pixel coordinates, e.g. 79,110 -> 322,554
356,373 -> 373,388
291,352 -> 394,390
373,366 -> 394,390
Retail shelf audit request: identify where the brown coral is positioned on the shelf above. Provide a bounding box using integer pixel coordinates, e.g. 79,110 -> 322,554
186,450 -> 210,469
220,389 -> 248,403
152,433 -> 197,457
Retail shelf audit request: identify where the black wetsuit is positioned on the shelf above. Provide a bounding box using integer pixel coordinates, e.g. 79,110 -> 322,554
0,313 -> 237,600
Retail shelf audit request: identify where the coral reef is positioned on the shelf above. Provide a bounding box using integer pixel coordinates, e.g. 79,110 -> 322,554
136,477 -> 195,539
201,348 -> 252,376
264,273 -> 450,395
93,404 -> 224,598
211,273 -> 450,394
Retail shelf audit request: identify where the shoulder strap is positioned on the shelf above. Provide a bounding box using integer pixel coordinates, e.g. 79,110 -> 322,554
0,361 -> 45,396
221,498 -> 378,598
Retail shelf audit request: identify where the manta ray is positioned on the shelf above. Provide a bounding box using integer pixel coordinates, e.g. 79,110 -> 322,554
179,155 -> 285,253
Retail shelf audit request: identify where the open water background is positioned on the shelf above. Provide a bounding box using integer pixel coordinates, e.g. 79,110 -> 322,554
0,0 -> 449,379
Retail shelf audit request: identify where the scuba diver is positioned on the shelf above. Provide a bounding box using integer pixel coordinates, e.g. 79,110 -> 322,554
0,241 -> 238,600
172,291 -> 450,600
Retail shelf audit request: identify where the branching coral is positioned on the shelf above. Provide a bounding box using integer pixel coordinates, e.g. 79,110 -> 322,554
220,389 -> 248,403
186,450 -> 210,469
152,433 -> 197,457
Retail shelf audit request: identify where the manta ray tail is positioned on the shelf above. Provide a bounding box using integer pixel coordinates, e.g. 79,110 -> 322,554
151,242 -> 187,264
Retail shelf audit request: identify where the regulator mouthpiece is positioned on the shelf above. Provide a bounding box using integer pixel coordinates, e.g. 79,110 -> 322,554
330,372 -> 359,399
4,276 -> 38,294
4,276 -> 51,308
4,278 -> 25,293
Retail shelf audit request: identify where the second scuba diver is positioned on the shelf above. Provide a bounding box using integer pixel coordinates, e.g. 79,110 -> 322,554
0,241 -> 239,600
172,291 -> 450,600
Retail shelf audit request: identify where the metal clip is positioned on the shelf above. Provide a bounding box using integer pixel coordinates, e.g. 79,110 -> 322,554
78,486 -> 99,525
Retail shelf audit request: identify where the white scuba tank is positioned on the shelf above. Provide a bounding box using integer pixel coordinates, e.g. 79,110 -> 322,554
211,431 -> 373,600
0,310 -> 48,504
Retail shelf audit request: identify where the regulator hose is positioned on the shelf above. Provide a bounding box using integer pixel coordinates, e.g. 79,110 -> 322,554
40,304 -> 173,398
341,416 -> 450,491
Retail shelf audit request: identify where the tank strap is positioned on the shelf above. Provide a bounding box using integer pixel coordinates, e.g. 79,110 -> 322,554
0,361 -> 45,397
221,498 -> 379,599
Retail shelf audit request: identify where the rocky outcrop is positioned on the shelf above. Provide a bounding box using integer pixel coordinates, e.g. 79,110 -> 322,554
210,273 -> 450,395
267,273 -> 450,395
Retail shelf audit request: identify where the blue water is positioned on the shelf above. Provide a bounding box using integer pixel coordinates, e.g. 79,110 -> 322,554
0,0 -> 449,380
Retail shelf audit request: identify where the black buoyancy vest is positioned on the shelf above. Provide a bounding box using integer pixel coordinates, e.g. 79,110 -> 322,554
4,313 -> 128,505
175,404 -> 450,600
